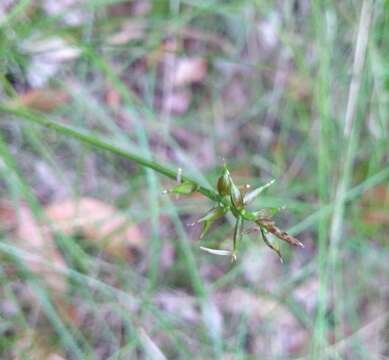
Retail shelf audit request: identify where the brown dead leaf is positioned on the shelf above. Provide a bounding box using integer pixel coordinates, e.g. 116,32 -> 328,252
108,20 -> 145,45
361,185 -> 389,226
45,197 -> 143,260
47,354 -> 66,360
53,297 -> 81,327
364,210 -> 389,225
180,27 -> 235,54
105,87 -> 121,108
12,89 -> 69,112
287,74 -> 312,102
14,330 -> 65,360
15,205 -> 67,293
0,200 -> 16,231
230,166 -> 254,181
172,58 -> 208,87
147,39 -> 178,67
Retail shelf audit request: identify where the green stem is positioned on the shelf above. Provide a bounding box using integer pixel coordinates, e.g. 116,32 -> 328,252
0,104 -> 220,202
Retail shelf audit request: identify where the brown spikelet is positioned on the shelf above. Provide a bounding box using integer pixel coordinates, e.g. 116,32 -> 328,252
259,221 -> 304,248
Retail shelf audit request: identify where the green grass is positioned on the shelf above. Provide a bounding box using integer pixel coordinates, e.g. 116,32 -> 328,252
0,0 -> 388,359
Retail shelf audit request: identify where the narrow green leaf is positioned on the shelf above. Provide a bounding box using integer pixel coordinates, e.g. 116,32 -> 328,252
198,207 -> 225,223
198,207 -> 226,239
169,181 -> 198,195
243,179 -> 275,204
217,166 -> 232,196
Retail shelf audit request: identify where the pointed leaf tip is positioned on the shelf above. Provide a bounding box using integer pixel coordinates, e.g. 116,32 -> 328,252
243,179 -> 276,204
200,246 -> 232,256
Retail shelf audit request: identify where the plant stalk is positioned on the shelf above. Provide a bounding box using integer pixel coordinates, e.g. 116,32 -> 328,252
0,104 -> 221,202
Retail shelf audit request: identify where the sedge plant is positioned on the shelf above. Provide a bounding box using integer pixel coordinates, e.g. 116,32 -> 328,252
1,104 -> 303,262
167,164 -> 304,262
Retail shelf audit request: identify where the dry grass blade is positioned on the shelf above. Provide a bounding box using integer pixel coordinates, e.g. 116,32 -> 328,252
199,247 -> 232,256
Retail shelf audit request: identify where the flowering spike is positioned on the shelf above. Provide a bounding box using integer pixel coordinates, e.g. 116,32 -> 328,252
230,180 -> 244,211
166,163 -> 302,261
259,220 -> 304,248
217,165 -> 232,196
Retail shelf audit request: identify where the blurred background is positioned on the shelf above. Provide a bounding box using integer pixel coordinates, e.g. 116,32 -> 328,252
0,0 -> 388,359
